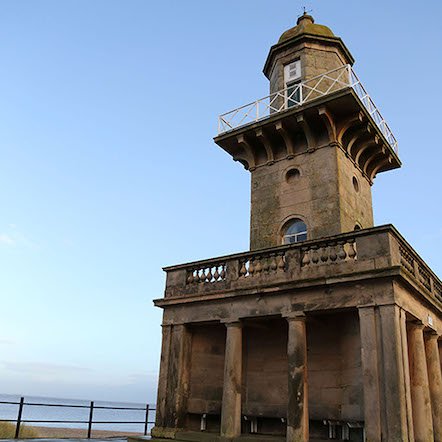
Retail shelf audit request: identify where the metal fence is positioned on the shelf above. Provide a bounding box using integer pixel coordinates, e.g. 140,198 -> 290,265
218,64 -> 398,154
0,397 -> 156,439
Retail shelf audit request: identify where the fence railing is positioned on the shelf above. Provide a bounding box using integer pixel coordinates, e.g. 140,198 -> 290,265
217,64 -> 398,154
0,397 -> 156,439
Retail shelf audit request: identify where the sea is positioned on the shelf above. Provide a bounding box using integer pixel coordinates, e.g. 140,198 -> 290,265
0,394 -> 155,434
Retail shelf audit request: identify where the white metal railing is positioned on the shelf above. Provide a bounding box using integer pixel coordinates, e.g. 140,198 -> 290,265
218,65 -> 398,153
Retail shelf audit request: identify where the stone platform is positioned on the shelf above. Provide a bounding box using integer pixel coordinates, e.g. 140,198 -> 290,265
130,434 -> 339,442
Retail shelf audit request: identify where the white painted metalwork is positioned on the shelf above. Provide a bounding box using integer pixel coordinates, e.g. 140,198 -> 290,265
218,65 -> 398,153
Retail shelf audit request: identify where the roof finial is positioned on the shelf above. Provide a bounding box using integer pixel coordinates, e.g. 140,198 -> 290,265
301,5 -> 313,15
297,7 -> 314,25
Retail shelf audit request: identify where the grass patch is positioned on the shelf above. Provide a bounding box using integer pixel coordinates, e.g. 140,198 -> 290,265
0,421 -> 39,438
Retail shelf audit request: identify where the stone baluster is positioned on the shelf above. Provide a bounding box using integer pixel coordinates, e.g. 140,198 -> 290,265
270,253 -> 278,271
200,269 -> 207,283
194,270 -> 200,283
329,243 -> 338,261
213,266 -> 219,281
262,256 -> 270,272
301,249 -> 310,266
220,264 -> 226,280
277,253 -> 285,270
347,239 -> 357,259
311,247 -> 319,264
337,241 -> 347,260
320,246 -> 329,262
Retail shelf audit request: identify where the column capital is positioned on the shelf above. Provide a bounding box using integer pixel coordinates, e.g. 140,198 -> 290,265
222,319 -> 242,328
425,329 -> 440,339
357,303 -> 376,310
408,320 -> 425,330
162,321 -> 188,327
284,311 -> 306,322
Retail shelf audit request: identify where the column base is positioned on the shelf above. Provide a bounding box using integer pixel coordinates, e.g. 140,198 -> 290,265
286,425 -> 308,442
150,426 -> 185,439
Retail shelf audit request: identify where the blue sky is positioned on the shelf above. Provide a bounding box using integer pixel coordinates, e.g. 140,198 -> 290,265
0,0 -> 441,404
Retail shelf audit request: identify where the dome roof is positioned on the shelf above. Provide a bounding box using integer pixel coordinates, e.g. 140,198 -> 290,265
278,13 -> 335,43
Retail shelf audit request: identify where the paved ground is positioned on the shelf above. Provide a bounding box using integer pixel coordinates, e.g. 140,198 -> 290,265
0,439 -> 131,442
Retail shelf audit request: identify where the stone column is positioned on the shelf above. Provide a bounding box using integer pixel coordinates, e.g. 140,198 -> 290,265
155,324 -> 172,429
286,314 -> 308,442
162,324 -> 192,429
220,321 -> 242,439
358,307 -> 381,441
378,305 -> 410,441
408,321 -> 434,442
424,332 -> 442,441
399,309 -> 414,442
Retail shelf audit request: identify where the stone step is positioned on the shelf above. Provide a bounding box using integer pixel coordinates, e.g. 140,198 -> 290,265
131,435 -> 344,442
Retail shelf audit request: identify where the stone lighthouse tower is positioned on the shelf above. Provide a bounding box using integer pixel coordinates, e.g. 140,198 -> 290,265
151,14 -> 442,442
216,12 -> 399,250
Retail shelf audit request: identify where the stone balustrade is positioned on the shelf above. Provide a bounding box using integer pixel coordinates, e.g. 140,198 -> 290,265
301,239 -> 357,267
187,262 -> 227,284
434,280 -> 442,303
161,225 -> 442,307
239,251 -> 286,277
399,241 -> 442,303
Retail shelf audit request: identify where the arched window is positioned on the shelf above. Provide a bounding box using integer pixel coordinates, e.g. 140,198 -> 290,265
282,218 -> 307,244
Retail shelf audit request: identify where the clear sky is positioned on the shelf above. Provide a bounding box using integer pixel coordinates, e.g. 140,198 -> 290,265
0,0 -> 441,404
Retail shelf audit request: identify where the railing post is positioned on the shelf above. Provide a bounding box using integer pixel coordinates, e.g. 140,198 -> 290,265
347,64 -> 352,87
144,404 -> 150,436
87,401 -> 94,438
14,397 -> 24,439
255,100 -> 259,122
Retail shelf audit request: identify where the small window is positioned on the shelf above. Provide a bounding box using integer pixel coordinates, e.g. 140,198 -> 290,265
286,82 -> 301,108
286,168 -> 301,184
284,60 -> 302,109
283,218 -> 307,244
352,176 -> 359,192
284,60 -> 301,83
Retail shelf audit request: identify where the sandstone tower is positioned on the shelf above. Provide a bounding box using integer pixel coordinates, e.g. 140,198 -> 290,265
151,14 -> 442,442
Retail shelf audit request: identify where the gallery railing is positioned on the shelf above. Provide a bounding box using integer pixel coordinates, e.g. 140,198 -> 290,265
217,64 -> 398,154
0,397 -> 156,439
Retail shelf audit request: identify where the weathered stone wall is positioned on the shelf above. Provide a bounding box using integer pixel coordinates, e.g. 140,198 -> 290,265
307,311 -> 363,421
249,145 -> 374,249
187,324 -> 226,415
250,146 -> 342,249
242,319 -> 288,417
336,147 -> 374,231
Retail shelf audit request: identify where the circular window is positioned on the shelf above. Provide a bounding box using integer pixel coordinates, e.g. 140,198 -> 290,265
286,168 -> 301,184
352,176 -> 359,193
